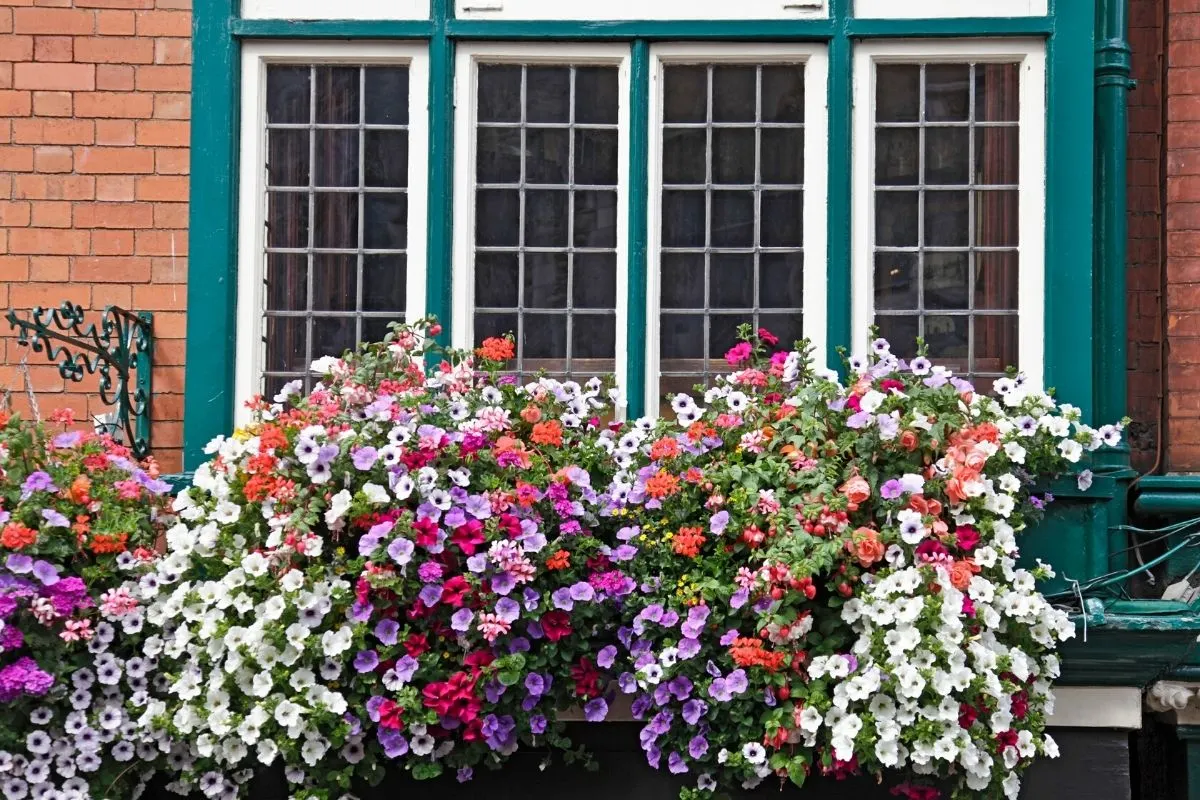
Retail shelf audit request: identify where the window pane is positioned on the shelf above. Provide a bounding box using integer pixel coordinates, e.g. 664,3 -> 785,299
872,61 -> 1022,382
659,62 -> 806,399
261,64 -> 411,394
473,63 -> 620,380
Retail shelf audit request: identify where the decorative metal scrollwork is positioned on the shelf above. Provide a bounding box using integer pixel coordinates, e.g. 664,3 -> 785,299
5,302 -> 153,459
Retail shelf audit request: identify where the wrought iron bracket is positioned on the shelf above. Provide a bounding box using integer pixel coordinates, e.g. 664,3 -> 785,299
5,303 -> 153,459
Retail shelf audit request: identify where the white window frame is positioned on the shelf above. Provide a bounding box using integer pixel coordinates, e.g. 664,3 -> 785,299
235,41 -> 430,419
850,39 -> 1046,384
241,0 -> 429,20
854,0 -> 1047,18
451,42 -> 632,397
645,43 -> 829,415
455,0 -> 826,21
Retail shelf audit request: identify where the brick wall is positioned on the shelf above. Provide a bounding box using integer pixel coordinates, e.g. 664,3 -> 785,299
0,0 -> 189,472
1168,0 -> 1200,471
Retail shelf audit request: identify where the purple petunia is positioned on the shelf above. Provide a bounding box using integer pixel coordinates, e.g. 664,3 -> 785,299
351,447 -> 379,470
353,650 -> 379,673
880,479 -> 904,500
584,698 -> 608,722
374,619 -> 400,646
21,471 -> 56,499
709,510 -> 730,535
596,645 -> 618,669
451,608 -> 474,632
688,734 -> 709,760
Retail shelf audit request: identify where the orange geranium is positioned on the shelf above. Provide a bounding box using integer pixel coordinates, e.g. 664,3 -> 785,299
650,437 -> 680,460
545,549 -> 571,570
645,469 -> 681,499
69,475 -> 92,505
729,637 -> 788,672
89,532 -> 128,554
530,420 -> 563,447
475,336 -> 516,362
672,527 -> 706,557
0,522 -> 37,550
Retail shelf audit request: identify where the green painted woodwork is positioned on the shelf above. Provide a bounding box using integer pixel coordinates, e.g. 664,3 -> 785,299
1058,598 -> 1200,686
426,0 -> 454,348
625,41 -> 650,421
825,0 -> 851,369
183,0 -> 239,470
844,16 -> 1054,37
1176,726 -> 1200,800
232,18 -> 435,37
446,19 -> 835,39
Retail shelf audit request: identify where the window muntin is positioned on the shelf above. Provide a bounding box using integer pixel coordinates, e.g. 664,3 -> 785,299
852,41 -> 1045,391
455,0 -> 827,21
237,44 -> 429,410
647,45 -> 828,413
453,45 -> 630,388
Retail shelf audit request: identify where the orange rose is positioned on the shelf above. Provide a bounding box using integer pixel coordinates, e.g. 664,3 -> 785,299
839,475 -> 871,506
899,430 -> 919,451
848,527 -> 885,566
520,405 -> 542,424
948,560 -> 977,590
945,478 -> 969,504
964,449 -> 988,472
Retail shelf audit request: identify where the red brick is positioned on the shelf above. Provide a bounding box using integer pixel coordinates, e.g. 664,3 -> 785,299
135,118 -> 186,146
154,147 -> 187,173
31,90 -> 70,116
132,282 -> 185,309
74,145 -> 154,174
94,175 -> 133,201
135,174 -> 186,201
12,62 -> 93,91
73,201 -> 153,228
134,9 -> 188,36
135,64 -> 187,92
95,64 -> 135,91
11,119 -> 94,146
74,36 -> 153,63
0,90 -> 32,116
90,229 -> 133,255
0,145 -> 34,172
94,118 -> 134,145
33,146 -> 71,173
150,255 -> 185,283
11,174 -> 94,200
73,91 -> 152,118
152,91 -> 187,119
134,228 -> 185,256
12,8 -> 94,34
77,0 -> 153,7
0,35 -> 33,61
0,256 -> 31,282
8,283 -> 89,311
95,9 -> 134,34
28,255 -> 67,281
90,283 -> 131,307
32,35 -> 71,62
8,228 -> 89,255
29,200 -> 70,228
153,37 -> 189,65
0,202 -> 31,227
71,256 -> 147,284
152,201 -> 186,227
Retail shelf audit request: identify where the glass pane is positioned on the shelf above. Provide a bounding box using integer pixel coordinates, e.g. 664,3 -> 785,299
662,191 -> 706,248
661,253 -> 705,309
477,190 -> 520,247
664,66 -> 707,124
267,66 -> 310,124
975,315 -> 1019,372
267,192 -> 309,249
574,253 -> 617,310
757,312 -> 802,350
875,128 -> 918,187
712,66 -> 756,122
663,129 -> 707,185
710,191 -> 754,248
874,252 -> 917,311
268,130 -> 309,188
876,315 -> 919,359
477,127 -> 522,183
314,67 -> 359,125
524,252 -> 568,309
925,314 -> 969,363
760,252 -> 803,309
976,190 -> 1018,247
575,129 -> 619,186
363,193 -> 406,250
713,128 -> 756,185
761,128 -> 804,185
710,253 -> 754,309
572,314 -> 616,361
974,251 -> 1019,310
760,191 -> 802,248
362,254 -> 406,312
313,192 -> 358,249
876,65 -> 919,123
314,129 -> 358,188
975,64 -> 1020,122
709,314 -> 750,359
266,317 -> 307,372
363,317 -> 395,344
475,252 -> 519,308
925,64 -> 970,122
925,127 -> 969,185
523,315 -> 567,359
475,312 -> 519,344
924,252 -> 969,310
875,191 -> 919,248
266,253 -> 307,312
364,130 -> 409,188
312,253 -> 357,312
661,314 -> 705,359
526,127 -> 570,184
478,65 -> 522,123
761,65 -> 804,123
313,316 -> 357,358
575,67 -> 618,125
976,126 -> 1019,185
525,190 -> 569,247
526,66 -> 571,123
364,67 -> 408,125
923,191 -> 969,247
574,190 -> 617,248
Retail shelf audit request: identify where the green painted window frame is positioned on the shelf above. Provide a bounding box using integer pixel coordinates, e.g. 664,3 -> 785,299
184,0 -> 1096,470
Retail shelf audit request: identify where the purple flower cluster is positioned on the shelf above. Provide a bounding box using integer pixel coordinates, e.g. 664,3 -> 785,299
0,657 -> 53,701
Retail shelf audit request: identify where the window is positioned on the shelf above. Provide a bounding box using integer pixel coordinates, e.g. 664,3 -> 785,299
454,0 -> 827,21
453,44 -> 630,386
648,45 -> 827,411
241,0 -> 429,21
854,0 -> 1047,18
852,41 -> 1045,390
236,43 -> 429,406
